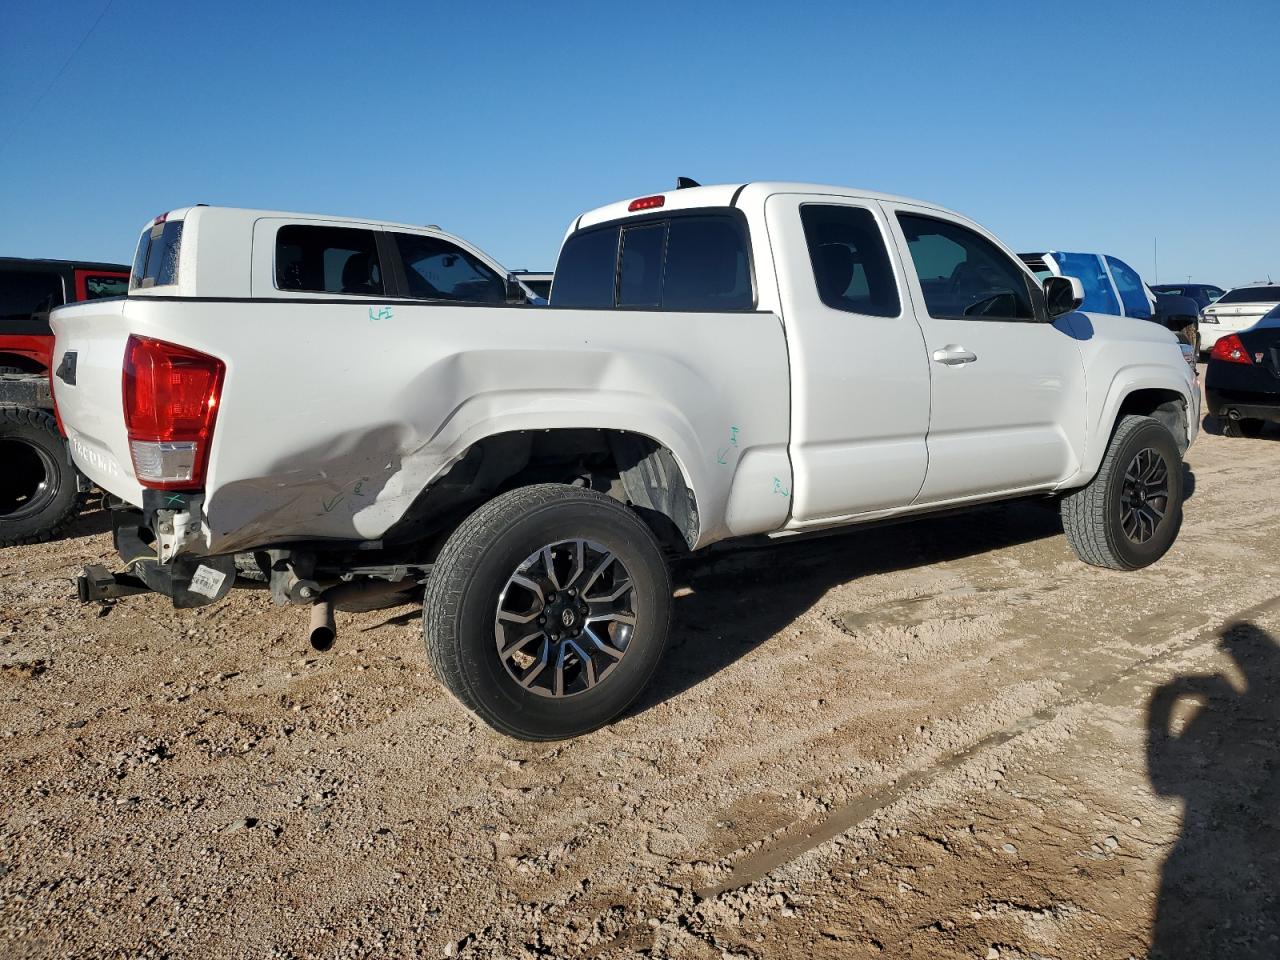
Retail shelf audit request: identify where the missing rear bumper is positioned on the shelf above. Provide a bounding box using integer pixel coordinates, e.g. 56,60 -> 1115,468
72,508 -> 237,608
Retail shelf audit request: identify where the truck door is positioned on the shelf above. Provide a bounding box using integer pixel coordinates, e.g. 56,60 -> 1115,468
884,203 -> 1086,503
765,194 -> 930,522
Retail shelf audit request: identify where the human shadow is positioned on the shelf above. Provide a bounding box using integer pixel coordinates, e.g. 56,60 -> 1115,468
1146,622 -> 1280,958
632,499 -> 1065,713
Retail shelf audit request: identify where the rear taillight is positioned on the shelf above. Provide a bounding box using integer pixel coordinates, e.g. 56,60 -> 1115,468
122,335 -> 225,489
1210,334 -> 1253,365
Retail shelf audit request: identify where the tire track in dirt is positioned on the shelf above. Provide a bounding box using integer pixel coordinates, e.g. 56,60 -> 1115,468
699,589 -> 1280,898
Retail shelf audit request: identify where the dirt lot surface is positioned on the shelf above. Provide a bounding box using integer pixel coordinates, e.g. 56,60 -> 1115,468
3,407 -> 1279,960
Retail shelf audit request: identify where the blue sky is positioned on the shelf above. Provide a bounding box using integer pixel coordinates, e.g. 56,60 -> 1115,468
1,0 -> 1275,286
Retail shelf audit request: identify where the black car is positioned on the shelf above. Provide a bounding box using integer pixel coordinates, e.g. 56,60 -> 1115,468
1151,283 -> 1226,312
1205,306 -> 1280,438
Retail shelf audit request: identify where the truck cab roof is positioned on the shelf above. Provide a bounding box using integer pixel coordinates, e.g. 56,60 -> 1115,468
128,206 -> 518,301
572,182 -> 967,233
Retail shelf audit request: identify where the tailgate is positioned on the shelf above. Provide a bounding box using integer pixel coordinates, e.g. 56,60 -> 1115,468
49,299 -> 143,504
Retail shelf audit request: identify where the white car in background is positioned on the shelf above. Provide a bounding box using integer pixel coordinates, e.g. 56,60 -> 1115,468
1200,284 -> 1280,351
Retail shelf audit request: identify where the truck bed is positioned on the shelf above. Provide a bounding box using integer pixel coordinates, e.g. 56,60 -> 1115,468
50,296 -> 793,555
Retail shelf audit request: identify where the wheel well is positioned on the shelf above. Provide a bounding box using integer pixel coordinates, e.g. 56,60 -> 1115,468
384,429 -> 700,553
1116,388 -> 1189,454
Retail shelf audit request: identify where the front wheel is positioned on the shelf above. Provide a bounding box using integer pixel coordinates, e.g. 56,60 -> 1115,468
1061,415 -> 1183,570
423,484 -> 672,740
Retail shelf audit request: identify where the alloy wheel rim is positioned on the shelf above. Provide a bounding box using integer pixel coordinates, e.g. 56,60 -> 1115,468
494,538 -> 637,698
0,438 -> 59,521
1119,447 -> 1170,545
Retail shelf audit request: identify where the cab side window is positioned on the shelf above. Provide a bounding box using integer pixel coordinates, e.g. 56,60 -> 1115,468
276,225 -> 383,296
898,214 -> 1034,321
800,204 -> 900,317
1106,256 -> 1152,319
393,233 -> 504,303
84,275 -> 128,299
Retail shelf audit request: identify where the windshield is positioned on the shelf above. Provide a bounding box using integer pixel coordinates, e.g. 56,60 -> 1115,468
1215,286 -> 1280,305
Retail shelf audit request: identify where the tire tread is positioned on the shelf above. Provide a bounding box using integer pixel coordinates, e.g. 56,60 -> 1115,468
0,404 -> 83,548
423,483 -> 670,739
1061,415 -> 1173,570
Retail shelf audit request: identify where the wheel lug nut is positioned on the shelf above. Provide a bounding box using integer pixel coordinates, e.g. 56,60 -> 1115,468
538,616 -> 546,625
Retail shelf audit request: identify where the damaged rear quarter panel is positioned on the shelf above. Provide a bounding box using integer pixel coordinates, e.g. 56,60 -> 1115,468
142,301 -> 793,554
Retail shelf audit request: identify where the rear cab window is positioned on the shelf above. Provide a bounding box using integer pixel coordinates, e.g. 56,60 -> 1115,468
131,219 -> 184,289
1215,286 -> 1280,305
552,210 -> 753,311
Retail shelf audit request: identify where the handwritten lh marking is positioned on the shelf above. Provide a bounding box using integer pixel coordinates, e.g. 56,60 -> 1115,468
369,306 -> 394,322
716,426 -> 742,466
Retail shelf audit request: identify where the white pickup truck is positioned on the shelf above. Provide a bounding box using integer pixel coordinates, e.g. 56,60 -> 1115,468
51,184 -> 1199,740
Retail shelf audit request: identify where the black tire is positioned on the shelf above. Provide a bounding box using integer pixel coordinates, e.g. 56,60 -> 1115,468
1061,415 -> 1183,570
1222,417 -> 1265,439
0,405 -> 82,547
423,483 -> 672,740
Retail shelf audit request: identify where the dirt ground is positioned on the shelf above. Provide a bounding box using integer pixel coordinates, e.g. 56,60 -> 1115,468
3,398 -> 1279,960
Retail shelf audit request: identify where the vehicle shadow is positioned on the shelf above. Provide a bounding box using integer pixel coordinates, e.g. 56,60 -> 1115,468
1146,622 -> 1280,958
632,499 -> 1065,714
1200,414 -> 1280,441
1182,463 -> 1196,501
61,503 -> 112,539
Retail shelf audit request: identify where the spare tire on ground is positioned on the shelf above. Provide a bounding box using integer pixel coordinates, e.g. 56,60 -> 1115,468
0,405 -> 81,547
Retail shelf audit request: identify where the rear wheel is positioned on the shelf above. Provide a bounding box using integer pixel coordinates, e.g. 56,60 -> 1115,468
1222,417 -> 1265,439
1061,415 -> 1183,570
423,483 -> 672,740
0,405 -> 81,547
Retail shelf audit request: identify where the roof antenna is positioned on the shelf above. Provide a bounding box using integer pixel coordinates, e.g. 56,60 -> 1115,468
676,177 -> 700,189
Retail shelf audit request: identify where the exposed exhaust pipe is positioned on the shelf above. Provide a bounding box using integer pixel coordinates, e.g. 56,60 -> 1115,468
306,577 -> 417,651
309,601 -> 336,651
1228,408 -> 1242,421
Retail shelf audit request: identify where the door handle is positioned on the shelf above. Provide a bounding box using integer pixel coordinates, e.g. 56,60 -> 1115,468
931,346 -> 977,365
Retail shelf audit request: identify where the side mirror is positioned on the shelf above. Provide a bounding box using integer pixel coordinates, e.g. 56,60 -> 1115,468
504,274 -> 528,305
1044,275 -> 1084,319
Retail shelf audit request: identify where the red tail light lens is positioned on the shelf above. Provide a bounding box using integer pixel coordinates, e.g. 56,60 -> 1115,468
628,195 -> 665,212
122,335 -> 225,489
1210,334 -> 1253,365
